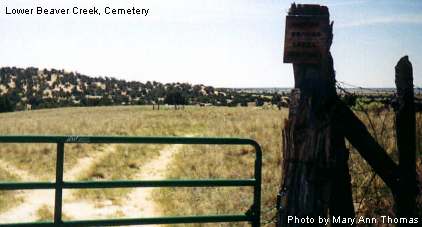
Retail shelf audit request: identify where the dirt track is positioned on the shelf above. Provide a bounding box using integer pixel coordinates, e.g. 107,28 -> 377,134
0,144 -> 182,225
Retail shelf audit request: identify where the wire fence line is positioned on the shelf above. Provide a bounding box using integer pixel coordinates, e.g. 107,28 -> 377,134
337,80 -> 421,220
270,81 -> 420,225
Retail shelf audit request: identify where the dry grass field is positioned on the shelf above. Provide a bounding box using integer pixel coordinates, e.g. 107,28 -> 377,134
0,105 -> 420,225
0,106 -> 284,223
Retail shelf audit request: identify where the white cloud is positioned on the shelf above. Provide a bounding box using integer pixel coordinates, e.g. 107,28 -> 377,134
337,14 -> 422,28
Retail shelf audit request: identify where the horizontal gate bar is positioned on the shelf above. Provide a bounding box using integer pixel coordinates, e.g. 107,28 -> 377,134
0,222 -> 52,227
63,179 -> 256,188
0,182 -> 55,190
0,214 -> 252,226
0,135 -> 262,226
0,136 -> 260,147
0,179 -> 255,190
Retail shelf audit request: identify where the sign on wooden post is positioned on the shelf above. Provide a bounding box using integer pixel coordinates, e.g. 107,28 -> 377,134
283,4 -> 331,64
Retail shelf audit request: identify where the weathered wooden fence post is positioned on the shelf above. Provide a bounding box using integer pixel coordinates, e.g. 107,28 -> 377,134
277,4 -> 355,226
277,5 -> 419,227
394,56 -> 416,220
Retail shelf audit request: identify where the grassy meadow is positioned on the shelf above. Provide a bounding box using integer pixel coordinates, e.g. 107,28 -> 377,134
0,106 -> 285,223
0,169 -> 21,213
0,105 -> 420,225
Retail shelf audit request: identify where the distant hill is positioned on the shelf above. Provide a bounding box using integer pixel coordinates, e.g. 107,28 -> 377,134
0,67 -> 282,111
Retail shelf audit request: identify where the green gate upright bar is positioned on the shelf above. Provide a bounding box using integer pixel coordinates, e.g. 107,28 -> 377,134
54,142 -> 65,225
0,136 -> 262,227
252,142 -> 262,227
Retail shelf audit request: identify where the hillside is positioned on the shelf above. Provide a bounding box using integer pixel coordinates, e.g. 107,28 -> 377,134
0,67 -> 282,111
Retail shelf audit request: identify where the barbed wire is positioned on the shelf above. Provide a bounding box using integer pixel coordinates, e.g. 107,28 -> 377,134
337,80 -> 422,95
336,81 -> 393,93
272,80 -> 417,220
336,80 -> 398,216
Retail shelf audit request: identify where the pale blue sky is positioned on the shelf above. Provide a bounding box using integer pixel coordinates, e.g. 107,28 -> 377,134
0,0 -> 421,88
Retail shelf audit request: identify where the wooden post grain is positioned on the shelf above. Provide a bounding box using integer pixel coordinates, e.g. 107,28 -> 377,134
277,4 -> 355,226
278,5 -> 419,226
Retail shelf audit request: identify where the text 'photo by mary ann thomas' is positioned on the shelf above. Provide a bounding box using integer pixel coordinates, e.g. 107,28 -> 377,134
288,216 -> 420,226
4,6 -> 150,16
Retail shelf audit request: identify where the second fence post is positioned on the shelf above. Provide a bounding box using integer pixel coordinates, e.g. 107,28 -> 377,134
394,56 -> 416,221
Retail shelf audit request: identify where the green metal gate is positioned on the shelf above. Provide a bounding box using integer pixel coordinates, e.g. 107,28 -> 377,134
0,136 -> 262,226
